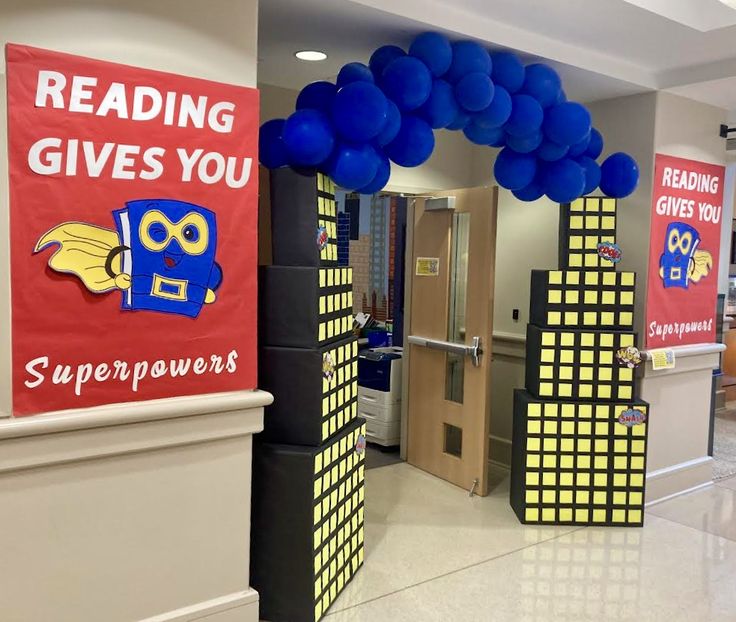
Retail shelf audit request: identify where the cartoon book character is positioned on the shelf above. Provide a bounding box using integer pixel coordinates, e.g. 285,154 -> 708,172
659,222 -> 712,289
35,199 -> 222,318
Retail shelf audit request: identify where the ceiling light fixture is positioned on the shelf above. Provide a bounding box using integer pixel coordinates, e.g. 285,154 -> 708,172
719,0 -> 736,9
295,50 -> 327,62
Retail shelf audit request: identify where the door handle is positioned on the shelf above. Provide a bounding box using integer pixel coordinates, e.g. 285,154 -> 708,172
408,335 -> 483,367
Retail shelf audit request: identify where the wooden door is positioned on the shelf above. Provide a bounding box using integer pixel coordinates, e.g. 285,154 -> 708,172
406,187 -> 497,496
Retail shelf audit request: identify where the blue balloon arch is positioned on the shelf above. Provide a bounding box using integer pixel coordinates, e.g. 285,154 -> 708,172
259,32 -> 640,202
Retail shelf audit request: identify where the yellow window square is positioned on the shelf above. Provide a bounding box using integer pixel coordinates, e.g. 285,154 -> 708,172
594,475 -> 608,488
619,367 -> 633,382
576,509 -> 589,522
596,405 -> 610,419
560,473 -> 574,486
585,272 -> 599,285
629,492 -> 643,505
566,272 -> 580,285
600,216 -> 615,230
570,215 -> 584,229
528,403 -> 541,418
578,333 -> 594,347
578,421 -> 591,435
601,274 -> 615,288
633,424 -> 646,437
560,332 -> 575,346
579,384 -> 593,398
543,420 -> 558,434
580,351 -> 594,364
559,366 -> 573,380
576,490 -> 590,503
541,508 -> 556,522
602,291 -> 616,305
565,290 -> 580,304
543,438 -> 557,452
571,199 -> 585,212
599,334 -> 614,348
539,383 -> 553,396
545,403 -> 559,418
614,456 -> 628,470
600,351 -> 613,365
542,490 -> 556,503
602,198 -> 616,213
560,350 -> 574,364
632,440 -> 646,454
621,272 -> 634,286
620,334 -> 635,347
560,438 -> 574,452
559,384 -> 573,398
584,235 -> 597,250
547,312 -> 562,325
561,455 -> 574,468
541,332 -> 556,346
593,491 -> 607,505
526,490 -> 539,503
525,508 -> 539,522
528,420 -> 541,434
541,349 -> 555,362
559,508 -> 573,522
548,290 -> 562,304
540,366 -> 554,379
599,368 -> 612,381
584,290 -> 598,305
527,438 -> 540,451
562,421 -> 575,435
613,474 -> 627,487
595,439 -> 609,453
612,510 -> 626,523
631,457 -> 645,470
618,386 -> 633,400
580,367 -> 593,381
614,439 -> 628,453
569,235 -> 583,249
564,311 -> 578,324
585,215 -> 600,229
631,474 -> 644,487
527,454 -> 540,468
542,472 -> 556,486
629,509 -> 642,523
594,456 -> 608,470
577,473 -> 590,487
543,455 -> 557,468
620,291 -> 634,306
579,404 -> 592,418
620,311 -> 634,326
601,312 -> 615,325
584,253 -> 599,268
549,271 -> 563,285
593,509 -> 607,522
584,312 -> 597,325
569,254 -> 583,267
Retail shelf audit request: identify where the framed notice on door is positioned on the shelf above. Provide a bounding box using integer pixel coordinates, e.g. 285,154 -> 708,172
6,44 -> 259,416
645,154 -> 724,348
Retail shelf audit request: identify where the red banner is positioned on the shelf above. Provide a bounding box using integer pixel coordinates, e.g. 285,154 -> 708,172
645,154 -> 724,348
6,44 -> 259,416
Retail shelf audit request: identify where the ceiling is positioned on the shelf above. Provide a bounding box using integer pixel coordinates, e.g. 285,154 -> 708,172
258,0 -> 736,115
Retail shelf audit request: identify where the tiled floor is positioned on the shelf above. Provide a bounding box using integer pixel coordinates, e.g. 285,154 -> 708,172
327,463 -> 736,621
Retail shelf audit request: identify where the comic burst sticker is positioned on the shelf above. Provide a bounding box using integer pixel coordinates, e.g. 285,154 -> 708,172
322,352 -> 335,382
618,408 -> 647,427
316,225 -> 328,251
355,433 -> 366,455
616,346 -> 642,369
597,241 -> 622,263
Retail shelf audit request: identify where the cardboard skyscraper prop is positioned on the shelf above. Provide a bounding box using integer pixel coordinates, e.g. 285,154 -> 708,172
511,197 -> 649,527
253,168 -> 365,622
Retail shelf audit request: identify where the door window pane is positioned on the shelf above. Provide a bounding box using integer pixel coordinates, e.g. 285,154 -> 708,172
445,212 -> 470,403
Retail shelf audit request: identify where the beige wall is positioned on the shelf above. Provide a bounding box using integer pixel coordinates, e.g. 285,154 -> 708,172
0,0 -> 258,417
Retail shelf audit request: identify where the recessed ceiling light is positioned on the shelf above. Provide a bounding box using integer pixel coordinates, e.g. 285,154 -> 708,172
295,50 -> 327,62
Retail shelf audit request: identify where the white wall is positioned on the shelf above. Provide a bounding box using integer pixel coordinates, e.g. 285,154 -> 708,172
0,0 -> 258,417
719,164 -> 735,295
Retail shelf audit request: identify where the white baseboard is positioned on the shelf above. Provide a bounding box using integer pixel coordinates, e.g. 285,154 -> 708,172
645,456 -> 713,504
140,590 -> 259,622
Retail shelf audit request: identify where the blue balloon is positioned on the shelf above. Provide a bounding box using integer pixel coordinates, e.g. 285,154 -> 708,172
474,86 -> 512,129
296,81 -> 337,114
536,139 -> 568,162
543,102 -> 591,147
522,64 -> 562,108
375,99 -> 401,146
445,41 -> 491,83
259,119 -> 289,169
332,81 -> 388,142
419,79 -> 459,129
369,45 -> 405,83
488,131 -> 507,148
358,152 -> 391,194
543,158 -> 586,203
446,109 -> 472,131
463,122 -> 504,146
409,32 -> 453,77
337,62 -> 374,87
555,89 -> 567,105
494,147 -> 537,190
385,115 -> 435,167
505,94 -> 544,137
282,109 -> 335,166
586,128 -> 604,159
491,51 -> 525,93
455,72 -> 495,112
382,56 -> 433,111
578,156 -> 602,195
327,143 -> 380,190
506,130 -> 543,154
600,152 -> 639,198
568,131 -> 591,157
513,175 -> 545,201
